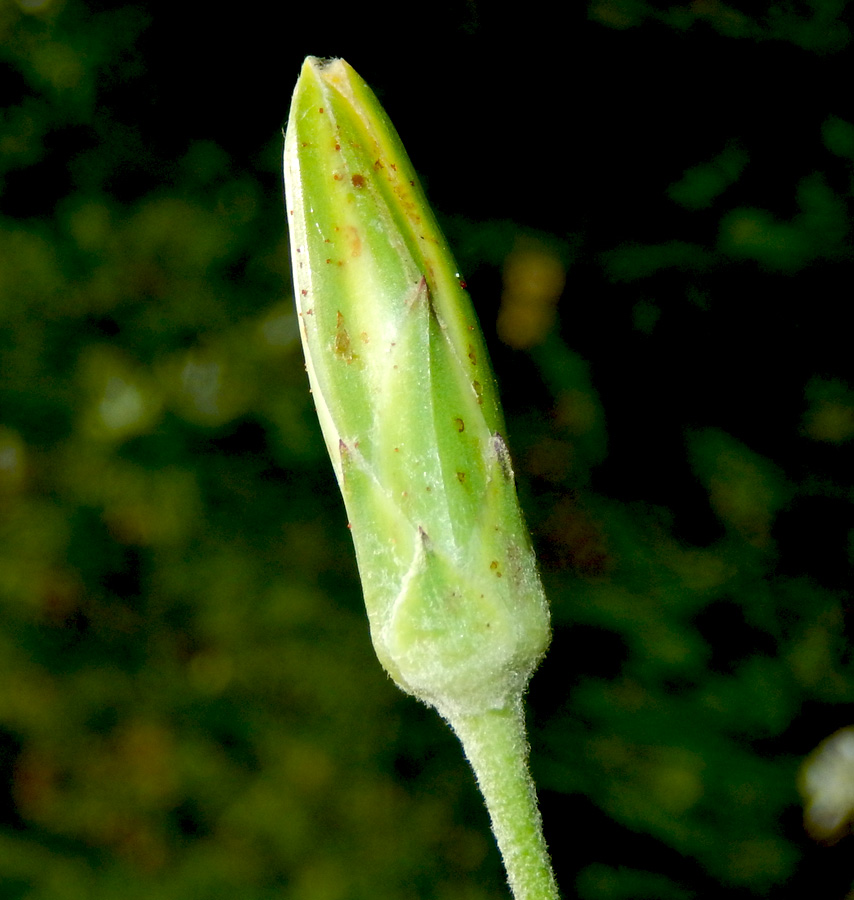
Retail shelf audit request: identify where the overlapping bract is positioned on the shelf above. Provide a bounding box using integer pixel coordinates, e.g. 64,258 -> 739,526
284,57 -> 550,720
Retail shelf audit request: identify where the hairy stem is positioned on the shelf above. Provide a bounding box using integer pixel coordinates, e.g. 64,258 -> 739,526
448,702 -> 560,900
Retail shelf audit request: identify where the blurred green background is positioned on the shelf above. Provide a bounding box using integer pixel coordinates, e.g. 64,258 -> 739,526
2,1 -> 854,897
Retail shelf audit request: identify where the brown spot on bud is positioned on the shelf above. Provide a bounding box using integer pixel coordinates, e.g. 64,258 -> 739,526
334,311 -> 357,364
346,224 -> 362,258
455,418 -> 465,433
351,173 -> 365,188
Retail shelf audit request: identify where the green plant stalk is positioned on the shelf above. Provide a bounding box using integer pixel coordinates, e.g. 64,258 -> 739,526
453,703 -> 560,900
283,57 -> 558,900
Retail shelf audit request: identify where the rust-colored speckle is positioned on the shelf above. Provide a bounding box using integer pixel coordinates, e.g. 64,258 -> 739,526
457,472 -> 466,483
305,308 -> 314,315
318,107 -> 324,113
351,173 -> 366,188
301,289 -> 308,296
467,345 -> 477,366
335,143 -> 341,151
333,173 -> 343,181
459,278 -> 468,289
326,258 -> 332,264
335,311 -> 357,364
373,159 -> 384,170
455,418 -> 465,433
346,224 -> 362,258
473,380 -> 483,404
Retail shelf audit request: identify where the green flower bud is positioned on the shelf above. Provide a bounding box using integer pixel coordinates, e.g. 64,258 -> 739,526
283,57 -> 550,722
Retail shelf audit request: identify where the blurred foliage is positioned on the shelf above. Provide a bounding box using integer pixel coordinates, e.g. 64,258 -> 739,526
1,1 -> 854,899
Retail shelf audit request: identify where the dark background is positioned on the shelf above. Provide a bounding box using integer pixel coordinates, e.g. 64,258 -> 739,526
2,1 -> 854,897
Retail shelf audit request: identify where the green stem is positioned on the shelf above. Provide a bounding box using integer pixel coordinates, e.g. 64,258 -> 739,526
447,702 -> 560,900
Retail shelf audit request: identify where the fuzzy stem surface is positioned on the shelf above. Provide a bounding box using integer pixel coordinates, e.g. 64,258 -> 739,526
448,702 -> 560,900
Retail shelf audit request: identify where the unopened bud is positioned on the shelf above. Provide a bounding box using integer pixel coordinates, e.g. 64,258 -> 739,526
283,57 -> 550,722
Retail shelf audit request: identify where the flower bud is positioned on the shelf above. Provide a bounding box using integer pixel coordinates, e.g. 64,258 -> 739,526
283,57 -> 550,721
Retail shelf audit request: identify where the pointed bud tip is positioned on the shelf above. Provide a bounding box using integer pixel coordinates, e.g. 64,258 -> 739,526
300,56 -> 355,90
